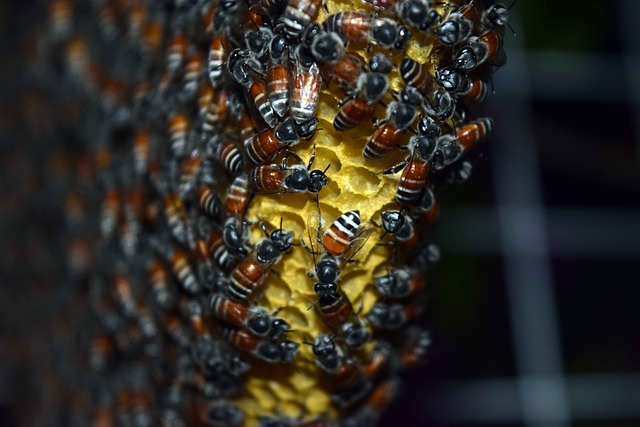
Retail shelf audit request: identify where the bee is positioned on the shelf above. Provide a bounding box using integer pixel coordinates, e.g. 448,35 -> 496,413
340,321 -> 371,349
193,239 -> 217,290
291,47 -> 322,124
48,0 -> 72,39
113,274 -> 137,318
374,267 -> 424,298
238,110 -> 258,144
361,0 -> 398,11
368,52 -> 393,74
248,148 -> 329,195
100,187 -> 120,238
221,327 -> 299,362
382,134 -> 438,205
395,0 -> 441,31
210,294 -> 291,339
283,0 -> 321,38
180,298 -> 208,336
400,58 -> 453,120
379,209 -> 418,250
318,210 -> 364,257
245,27 -> 274,59
267,34 -> 290,118
438,67 -> 489,106
433,2 -> 475,45
166,33 -> 188,73
413,185 -> 439,224
340,379 -> 400,426
310,333 -> 344,373
213,136 -> 244,176
149,260 -> 174,309
483,2 -> 511,29
305,28 -> 346,65
165,313 -> 192,348
453,27 -> 506,71
334,72 -> 389,131
248,77 -> 278,128
225,174 -> 251,216
313,283 -> 355,329
432,117 -> 493,169
171,250 -> 201,295
417,114 -> 441,138
197,184 -> 222,220
244,117 -> 317,164
399,327 -> 431,368
222,216 -> 250,259
202,86 -> 229,133
182,53 -> 205,99
164,193 -> 189,244
169,113 -> 190,158
324,12 -> 411,50
203,401 -> 245,427
132,129 -> 151,175
178,149 -> 202,197
367,302 -> 421,329
363,86 -> 421,159
226,222 -> 294,302
208,230 -> 236,271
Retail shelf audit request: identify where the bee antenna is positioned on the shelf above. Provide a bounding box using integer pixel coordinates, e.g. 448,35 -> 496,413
322,164 -> 331,175
307,297 -> 321,310
260,222 -> 270,238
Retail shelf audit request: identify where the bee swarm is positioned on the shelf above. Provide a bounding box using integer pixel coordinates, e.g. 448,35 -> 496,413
30,0 -> 508,425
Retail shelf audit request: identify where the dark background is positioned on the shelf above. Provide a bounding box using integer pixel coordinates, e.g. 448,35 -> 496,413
382,1 -> 640,426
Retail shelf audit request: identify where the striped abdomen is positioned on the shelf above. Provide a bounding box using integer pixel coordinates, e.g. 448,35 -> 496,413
323,210 -> 361,256
249,164 -> 285,193
249,80 -> 277,128
244,128 -> 281,164
227,257 -> 269,301
333,98 -> 374,131
396,156 -> 430,204
225,174 -> 250,215
267,65 -> 290,118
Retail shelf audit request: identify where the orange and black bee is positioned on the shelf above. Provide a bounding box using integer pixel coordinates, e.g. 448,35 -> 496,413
226,223 -> 294,302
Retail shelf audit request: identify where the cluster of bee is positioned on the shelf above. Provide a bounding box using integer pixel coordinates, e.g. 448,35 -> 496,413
28,0 -> 508,425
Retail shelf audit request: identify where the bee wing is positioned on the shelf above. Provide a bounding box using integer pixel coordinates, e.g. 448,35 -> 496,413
305,210 -> 324,256
339,225 -> 373,271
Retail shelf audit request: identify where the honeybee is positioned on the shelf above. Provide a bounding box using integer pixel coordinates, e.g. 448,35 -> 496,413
267,34 -> 290,118
210,294 -> 291,339
221,327 -> 299,362
363,86 -> 421,159
245,117 -> 317,164
400,58 -> 454,120
226,222 -> 294,302
395,0 -> 441,31
248,148 -> 329,195
382,134 -> 438,205
225,174 -> 251,216
453,27 -> 506,71
208,33 -> 227,87
323,11 -> 411,50
374,266 -> 424,298
283,0 -> 322,38
334,72 -> 389,131
366,301 -> 421,329
291,46 -> 322,124
432,117 -> 493,169
379,209 -> 418,250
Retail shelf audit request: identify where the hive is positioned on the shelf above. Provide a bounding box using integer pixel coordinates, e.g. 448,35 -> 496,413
25,0 -> 508,425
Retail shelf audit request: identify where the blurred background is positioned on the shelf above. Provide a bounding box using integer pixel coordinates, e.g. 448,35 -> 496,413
381,1 -> 640,426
